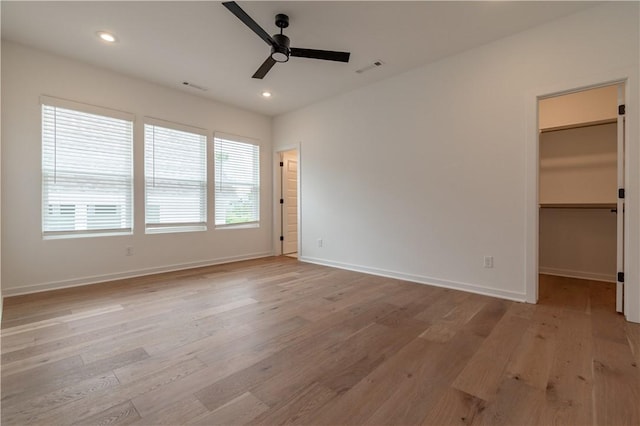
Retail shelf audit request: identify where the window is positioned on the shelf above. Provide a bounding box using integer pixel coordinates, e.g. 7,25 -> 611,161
214,134 -> 260,227
42,97 -> 134,237
144,120 -> 207,233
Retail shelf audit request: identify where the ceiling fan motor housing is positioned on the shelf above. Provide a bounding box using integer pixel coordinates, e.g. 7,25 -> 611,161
271,33 -> 290,62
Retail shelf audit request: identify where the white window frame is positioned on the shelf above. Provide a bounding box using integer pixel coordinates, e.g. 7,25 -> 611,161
144,118 -> 208,234
214,132 -> 261,229
41,96 -> 134,239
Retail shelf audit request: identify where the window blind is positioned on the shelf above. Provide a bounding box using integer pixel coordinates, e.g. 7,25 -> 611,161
145,122 -> 207,232
214,135 -> 260,227
42,99 -> 133,236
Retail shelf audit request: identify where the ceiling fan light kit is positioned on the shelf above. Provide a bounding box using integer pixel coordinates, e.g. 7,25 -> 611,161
222,1 -> 351,79
271,35 -> 290,63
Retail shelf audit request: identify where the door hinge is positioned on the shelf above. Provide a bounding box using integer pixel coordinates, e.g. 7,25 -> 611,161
618,272 -> 624,283
280,236 -> 284,241
279,198 -> 284,204
619,188 -> 625,199
279,161 -> 284,167
618,104 -> 625,115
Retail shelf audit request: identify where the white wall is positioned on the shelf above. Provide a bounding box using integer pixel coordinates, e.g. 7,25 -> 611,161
1,41 -> 273,295
539,208 -> 617,282
273,3 -> 640,319
539,123 -> 617,205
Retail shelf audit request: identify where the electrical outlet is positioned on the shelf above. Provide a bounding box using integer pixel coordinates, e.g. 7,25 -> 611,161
484,256 -> 493,268
126,246 -> 134,256
317,239 -> 323,248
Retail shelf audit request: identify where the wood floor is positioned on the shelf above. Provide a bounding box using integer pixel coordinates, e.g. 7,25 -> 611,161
1,258 -> 639,425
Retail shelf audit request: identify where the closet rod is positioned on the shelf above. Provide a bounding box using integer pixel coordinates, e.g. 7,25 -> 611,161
540,118 -> 616,133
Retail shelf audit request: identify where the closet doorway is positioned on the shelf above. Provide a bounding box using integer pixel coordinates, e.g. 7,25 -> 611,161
279,149 -> 298,257
538,83 -> 625,312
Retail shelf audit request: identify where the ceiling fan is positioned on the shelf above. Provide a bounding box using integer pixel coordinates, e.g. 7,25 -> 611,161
222,1 -> 351,79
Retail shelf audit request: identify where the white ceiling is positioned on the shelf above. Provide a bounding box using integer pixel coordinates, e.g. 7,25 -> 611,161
2,1 -> 598,116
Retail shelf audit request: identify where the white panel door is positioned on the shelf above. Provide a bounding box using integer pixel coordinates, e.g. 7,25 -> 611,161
282,150 -> 298,254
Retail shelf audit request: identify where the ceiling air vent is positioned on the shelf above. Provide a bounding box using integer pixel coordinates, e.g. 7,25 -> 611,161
355,60 -> 384,74
182,81 -> 209,92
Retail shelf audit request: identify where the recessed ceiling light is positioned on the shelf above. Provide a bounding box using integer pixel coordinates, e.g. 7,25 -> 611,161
97,31 -> 117,43
261,91 -> 272,98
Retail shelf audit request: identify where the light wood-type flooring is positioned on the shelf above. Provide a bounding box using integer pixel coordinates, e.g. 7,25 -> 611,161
1,257 -> 639,425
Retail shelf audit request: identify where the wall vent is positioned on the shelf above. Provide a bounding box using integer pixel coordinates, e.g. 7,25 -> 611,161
355,61 -> 384,74
182,81 -> 209,92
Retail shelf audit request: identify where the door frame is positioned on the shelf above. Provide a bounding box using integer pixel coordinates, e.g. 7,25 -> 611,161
273,144 -> 301,256
524,67 -> 638,323
616,83 -> 626,312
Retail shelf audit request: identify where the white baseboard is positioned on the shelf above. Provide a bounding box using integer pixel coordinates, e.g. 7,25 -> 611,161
539,267 -> 615,283
299,256 -> 527,303
2,251 -> 274,297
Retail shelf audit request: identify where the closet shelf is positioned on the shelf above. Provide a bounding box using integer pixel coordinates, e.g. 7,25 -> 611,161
539,118 -> 616,133
539,203 -> 616,209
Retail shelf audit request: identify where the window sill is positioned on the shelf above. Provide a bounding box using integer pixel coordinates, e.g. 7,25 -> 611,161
145,225 -> 207,235
43,230 -> 133,240
215,222 -> 260,230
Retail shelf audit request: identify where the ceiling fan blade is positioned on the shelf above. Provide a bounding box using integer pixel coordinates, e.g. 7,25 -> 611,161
222,1 -> 276,47
252,56 -> 277,79
290,48 -> 350,63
